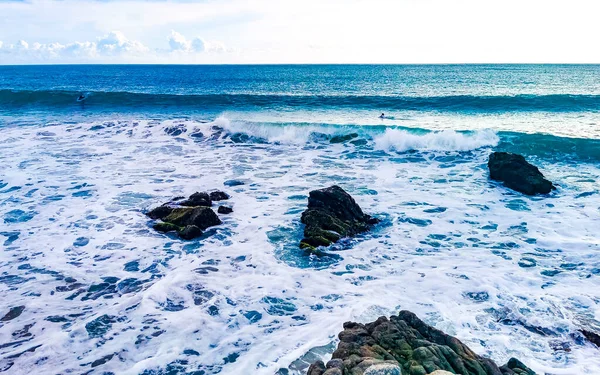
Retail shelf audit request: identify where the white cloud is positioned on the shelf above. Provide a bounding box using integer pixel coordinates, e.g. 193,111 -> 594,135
0,31 -> 151,63
0,30 -> 228,64
168,31 -> 191,52
0,0 -> 599,63
168,31 -> 224,53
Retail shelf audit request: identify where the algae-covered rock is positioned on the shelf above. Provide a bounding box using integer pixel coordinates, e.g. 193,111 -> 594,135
153,222 -> 181,233
307,310 -> 536,375
299,185 -> 378,252
164,207 -> 221,229
488,152 -> 555,195
147,190 -> 228,240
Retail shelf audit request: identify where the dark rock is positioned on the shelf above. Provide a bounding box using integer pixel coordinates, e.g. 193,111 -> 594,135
307,310 -> 536,375
1,306 -> 25,321
488,152 -> 555,195
91,353 -> 115,367
146,205 -> 174,220
218,206 -> 233,214
163,207 -> 221,230
180,192 -> 212,207
210,191 -> 230,201
580,329 -> 600,348
177,225 -> 203,240
299,185 -> 379,252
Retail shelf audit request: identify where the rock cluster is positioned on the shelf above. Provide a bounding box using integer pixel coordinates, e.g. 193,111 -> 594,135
308,310 -> 536,375
299,185 -> 379,253
146,190 -> 230,240
488,152 -> 555,195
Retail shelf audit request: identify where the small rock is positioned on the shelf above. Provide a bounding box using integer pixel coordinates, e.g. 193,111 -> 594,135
428,371 -> 455,375
488,152 -> 555,195
210,191 -> 230,201
177,225 -> 203,240
218,206 -> 233,214
146,205 -> 174,220
1,306 -> 25,321
180,192 -> 212,207
299,185 -> 379,252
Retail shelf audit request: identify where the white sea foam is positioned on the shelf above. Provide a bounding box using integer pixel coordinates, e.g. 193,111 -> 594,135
0,119 -> 599,375
374,128 -> 500,152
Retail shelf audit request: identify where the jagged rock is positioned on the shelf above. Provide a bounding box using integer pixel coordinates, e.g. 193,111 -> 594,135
163,207 -> 221,229
308,310 -> 535,375
180,192 -> 212,207
218,206 -> 233,214
488,152 -> 555,195
210,191 -> 230,201
299,185 -> 379,252
580,329 -> 600,348
177,225 -> 203,240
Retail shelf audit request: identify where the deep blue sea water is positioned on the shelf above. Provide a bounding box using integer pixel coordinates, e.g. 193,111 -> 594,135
0,65 -> 599,374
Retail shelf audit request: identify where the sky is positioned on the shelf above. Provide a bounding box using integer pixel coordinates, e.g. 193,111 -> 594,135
0,0 -> 599,64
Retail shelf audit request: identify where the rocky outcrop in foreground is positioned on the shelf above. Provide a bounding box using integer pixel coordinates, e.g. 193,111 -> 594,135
146,190 -> 230,240
308,310 -> 535,375
299,185 -> 379,253
488,152 -> 555,195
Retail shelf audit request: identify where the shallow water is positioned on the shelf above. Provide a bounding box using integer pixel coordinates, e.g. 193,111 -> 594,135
1,65 -> 600,374
0,117 -> 598,374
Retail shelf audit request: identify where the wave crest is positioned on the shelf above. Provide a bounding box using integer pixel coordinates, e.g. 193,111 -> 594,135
374,129 -> 499,152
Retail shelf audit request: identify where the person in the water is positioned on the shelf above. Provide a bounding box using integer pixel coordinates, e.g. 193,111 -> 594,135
379,113 -> 385,119
77,93 -> 86,101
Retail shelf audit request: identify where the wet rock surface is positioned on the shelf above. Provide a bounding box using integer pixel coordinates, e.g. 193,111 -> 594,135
307,310 -> 536,375
580,329 -> 600,348
300,185 -> 379,253
217,206 -> 233,214
488,152 -> 555,195
146,191 -> 228,240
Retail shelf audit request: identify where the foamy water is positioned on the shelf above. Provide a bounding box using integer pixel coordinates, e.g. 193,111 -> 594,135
1,118 -> 599,374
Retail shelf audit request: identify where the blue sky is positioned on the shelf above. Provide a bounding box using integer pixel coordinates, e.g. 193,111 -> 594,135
0,0 -> 599,64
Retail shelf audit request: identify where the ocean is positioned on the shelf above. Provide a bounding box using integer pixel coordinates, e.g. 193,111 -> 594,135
0,64 -> 599,374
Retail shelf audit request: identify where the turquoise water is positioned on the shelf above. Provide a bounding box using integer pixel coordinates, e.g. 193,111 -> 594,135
0,65 -> 599,374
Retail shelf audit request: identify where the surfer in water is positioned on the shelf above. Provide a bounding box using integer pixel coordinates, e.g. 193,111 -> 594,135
379,113 -> 385,119
77,93 -> 86,102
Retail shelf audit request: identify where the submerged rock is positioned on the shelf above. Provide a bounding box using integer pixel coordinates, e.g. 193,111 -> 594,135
299,185 -> 379,252
488,152 -> 555,195
307,310 -> 535,375
1,305 -> 25,321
